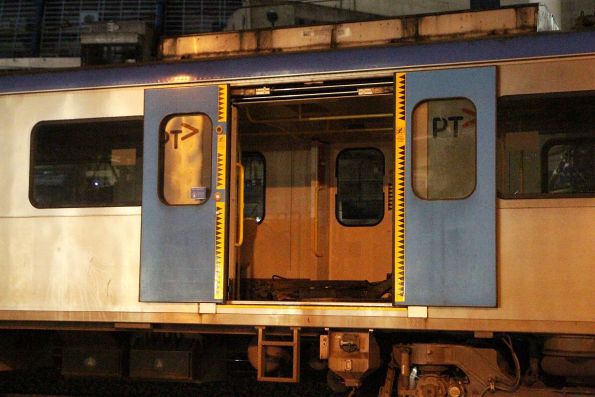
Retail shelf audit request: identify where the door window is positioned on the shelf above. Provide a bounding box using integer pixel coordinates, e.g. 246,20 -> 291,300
160,114 -> 213,205
412,98 -> 477,200
242,152 -> 266,223
336,148 -> 385,226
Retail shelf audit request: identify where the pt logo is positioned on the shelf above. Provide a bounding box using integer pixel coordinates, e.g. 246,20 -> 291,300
163,123 -> 200,149
432,108 -> 476,138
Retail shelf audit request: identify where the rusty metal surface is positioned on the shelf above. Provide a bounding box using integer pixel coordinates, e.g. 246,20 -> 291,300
160,5 -> 548,60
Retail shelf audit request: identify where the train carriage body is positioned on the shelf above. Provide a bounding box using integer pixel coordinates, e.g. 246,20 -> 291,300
0,22 -> 594,394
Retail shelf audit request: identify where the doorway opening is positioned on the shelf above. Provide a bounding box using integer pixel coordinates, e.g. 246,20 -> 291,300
232,85 -> 395,303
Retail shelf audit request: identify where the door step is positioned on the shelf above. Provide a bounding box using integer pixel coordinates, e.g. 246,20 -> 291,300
256,327 -> 300,383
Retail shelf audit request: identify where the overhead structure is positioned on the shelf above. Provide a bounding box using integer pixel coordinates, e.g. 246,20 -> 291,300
161,4 -> 557,60
0,0 -> 242,59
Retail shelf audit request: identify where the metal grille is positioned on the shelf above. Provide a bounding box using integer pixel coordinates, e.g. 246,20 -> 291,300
1,0 -> 243,58
0,1 -> 38,57
39,0 -> 158,57
164,0 -> 241,35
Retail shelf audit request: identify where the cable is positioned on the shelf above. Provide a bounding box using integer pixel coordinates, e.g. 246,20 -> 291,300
481,335 -> 521,396
480,381 -> 495,397
496,335 -> 521,392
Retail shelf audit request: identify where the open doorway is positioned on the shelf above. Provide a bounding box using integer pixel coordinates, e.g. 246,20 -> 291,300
232,88 -> 394,303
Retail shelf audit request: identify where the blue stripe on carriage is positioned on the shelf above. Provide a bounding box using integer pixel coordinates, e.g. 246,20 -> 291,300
0,31 -> 594,94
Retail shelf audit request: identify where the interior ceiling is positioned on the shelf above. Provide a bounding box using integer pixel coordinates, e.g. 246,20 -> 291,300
237,94 -> 394,138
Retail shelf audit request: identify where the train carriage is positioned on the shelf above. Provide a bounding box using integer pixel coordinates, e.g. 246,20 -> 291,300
0,7 -> 594,395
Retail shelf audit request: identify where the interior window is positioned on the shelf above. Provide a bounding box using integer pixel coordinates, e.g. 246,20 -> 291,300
336,148 -> 385,226
242,152 -> 265,223
160,114 -> 213,205
30,118 -> 143,208
412,98 -> 477,200
498,92 -> 595,197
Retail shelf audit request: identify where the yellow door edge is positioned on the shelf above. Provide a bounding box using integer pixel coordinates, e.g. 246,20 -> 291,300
394,72 -> 406,303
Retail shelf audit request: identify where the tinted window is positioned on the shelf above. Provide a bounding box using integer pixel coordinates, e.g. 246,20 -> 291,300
412,98 -> 477,200
498,92 -> 594,197
336,148 -> 385,226
242,152 -> 265,223
160,114 -> 213,205
30,118 -> 143,208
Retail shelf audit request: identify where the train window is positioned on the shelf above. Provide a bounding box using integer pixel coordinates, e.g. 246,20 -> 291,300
160,114 -> 213,205
242,152 -> 265,223
412,98 -> 477,200
30,118 -> 143,208
544,140 -> 594,194
336,148 -> 385,226
498,92 -> 595,197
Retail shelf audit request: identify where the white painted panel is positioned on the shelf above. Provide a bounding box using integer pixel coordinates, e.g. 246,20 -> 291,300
0,87 -> 195,313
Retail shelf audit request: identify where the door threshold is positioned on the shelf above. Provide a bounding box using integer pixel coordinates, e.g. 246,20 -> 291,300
226,300 -> 393,307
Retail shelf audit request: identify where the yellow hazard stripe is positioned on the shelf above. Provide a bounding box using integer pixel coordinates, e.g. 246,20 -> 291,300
394,72 -> 406,303
214,135 -> 227,300
216,134 -> 227,190
218,85 -> 228,123
214,135 -> 227,299
214,200 -> 226,300
214,85 -> 228,300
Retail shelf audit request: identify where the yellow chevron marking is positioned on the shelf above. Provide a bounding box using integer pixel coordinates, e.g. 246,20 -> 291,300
214,200 -> 226,300
214,100 -> 227,300
216,135 -> 227,190
394,72 -> 406,303
218,85 -> 228,123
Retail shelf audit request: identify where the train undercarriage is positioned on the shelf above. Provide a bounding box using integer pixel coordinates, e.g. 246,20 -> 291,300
1,327 -> 594,396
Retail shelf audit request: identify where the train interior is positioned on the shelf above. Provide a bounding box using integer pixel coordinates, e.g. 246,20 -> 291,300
231,85 -> 395,302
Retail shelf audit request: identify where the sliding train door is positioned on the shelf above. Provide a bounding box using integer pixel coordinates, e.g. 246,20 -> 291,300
394,68 -> 496,306
140,85 -> 230,302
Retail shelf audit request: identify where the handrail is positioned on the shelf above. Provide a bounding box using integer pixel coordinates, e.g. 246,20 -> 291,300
312,183 -> 324,258
235,163 -> 245,247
